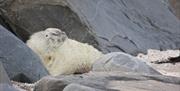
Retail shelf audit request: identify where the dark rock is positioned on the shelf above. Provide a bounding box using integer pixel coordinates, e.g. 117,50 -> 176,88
35,72 -> 180,91
92,52 -> 161,75
34,76 -> 68,91
0,0 -> 99,48
0,25 -> 49,82
0,0 -> 180,55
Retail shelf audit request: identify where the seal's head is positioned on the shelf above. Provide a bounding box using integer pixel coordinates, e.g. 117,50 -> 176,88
27,28 -> 68,53
44,28 -> 68,49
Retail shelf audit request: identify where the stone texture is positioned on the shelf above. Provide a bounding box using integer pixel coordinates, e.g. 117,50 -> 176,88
0,0 -> 180,55
35,72 -> 180,91
0,25 -> 48,82
93,52 -> 161,75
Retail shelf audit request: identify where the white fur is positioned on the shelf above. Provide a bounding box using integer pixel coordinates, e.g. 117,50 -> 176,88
26,28 -> 103,76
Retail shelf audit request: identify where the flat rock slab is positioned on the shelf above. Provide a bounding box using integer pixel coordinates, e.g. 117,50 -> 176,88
0,25 -> 48,82
35,72 -> 180,91
93,52 -> 161,75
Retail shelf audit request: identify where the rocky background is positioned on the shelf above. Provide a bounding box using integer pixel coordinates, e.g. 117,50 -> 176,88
0,0 -> 180,91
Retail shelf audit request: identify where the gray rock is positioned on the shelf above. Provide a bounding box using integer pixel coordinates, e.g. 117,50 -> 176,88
34,76 -> 68,91
0,62 -> 11,85
0,0 -> 180,55
35,72 -> 180,91
63,84 -> 103,91
0,25 -> 49,82
66,0 -> 180,54
93,52 -> 161,75
0,62 -> 19,91
0,84 -> 19,91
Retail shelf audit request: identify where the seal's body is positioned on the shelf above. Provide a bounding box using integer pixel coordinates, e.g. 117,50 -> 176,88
27,28 -> 103,76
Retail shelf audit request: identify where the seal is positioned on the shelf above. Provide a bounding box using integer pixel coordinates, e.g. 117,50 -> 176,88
27,28 -> 103,76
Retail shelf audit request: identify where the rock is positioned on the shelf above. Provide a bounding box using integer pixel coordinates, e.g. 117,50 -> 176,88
35,72 -> 180,91
0,0 -> 99,48
0,0 -> 180,55
34,76 -> 68,91
93,52 -> 161,75
0,62 -> 19,91
0,84 -> 19,91
0,62 -> 11,85
63,84 -> 103,91
0,25 -> 49,82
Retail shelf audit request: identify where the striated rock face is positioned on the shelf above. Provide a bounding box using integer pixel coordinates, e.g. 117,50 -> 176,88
0,26 -> 48,82
34,72 -> 180,91
0,0 -> 180,55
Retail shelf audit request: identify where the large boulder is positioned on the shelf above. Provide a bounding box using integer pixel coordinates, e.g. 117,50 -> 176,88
92,52 -> 161,75
0,0 -> 99,49
0,25 -> 49,82
0,0 -> 180,55
34,72 -> 180,91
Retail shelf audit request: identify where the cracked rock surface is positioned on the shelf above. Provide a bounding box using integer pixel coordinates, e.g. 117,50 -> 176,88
0,0 -> 180,55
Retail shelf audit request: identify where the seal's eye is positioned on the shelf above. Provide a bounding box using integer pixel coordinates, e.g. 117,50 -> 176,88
48,56 -> 52,60
45,35 -> 48,37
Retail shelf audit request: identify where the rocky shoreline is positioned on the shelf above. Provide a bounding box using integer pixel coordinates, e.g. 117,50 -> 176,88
11,49 -> 180,91
0,0 -> 180,91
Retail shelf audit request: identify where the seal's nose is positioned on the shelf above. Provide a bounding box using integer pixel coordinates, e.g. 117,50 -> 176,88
51,31 -> 61,36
